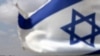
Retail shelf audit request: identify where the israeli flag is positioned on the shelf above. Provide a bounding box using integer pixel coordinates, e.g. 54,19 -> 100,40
17,0 -> 100,55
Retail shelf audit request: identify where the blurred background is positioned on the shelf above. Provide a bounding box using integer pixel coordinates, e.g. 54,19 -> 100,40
0,0 -> 47,56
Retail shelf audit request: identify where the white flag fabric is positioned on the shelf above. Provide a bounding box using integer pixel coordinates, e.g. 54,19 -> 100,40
17,0 -> 100,55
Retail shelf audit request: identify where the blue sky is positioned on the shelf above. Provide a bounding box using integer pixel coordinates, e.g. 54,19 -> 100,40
0,0 -> 6,5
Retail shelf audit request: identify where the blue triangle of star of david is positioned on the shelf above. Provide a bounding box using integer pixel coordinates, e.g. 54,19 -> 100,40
61,9 -> 100,47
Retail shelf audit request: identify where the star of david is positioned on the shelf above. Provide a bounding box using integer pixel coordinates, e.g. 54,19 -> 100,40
61,9 -> 100,47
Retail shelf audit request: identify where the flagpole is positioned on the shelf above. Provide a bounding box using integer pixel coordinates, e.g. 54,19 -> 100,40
14,1 -> 29,19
